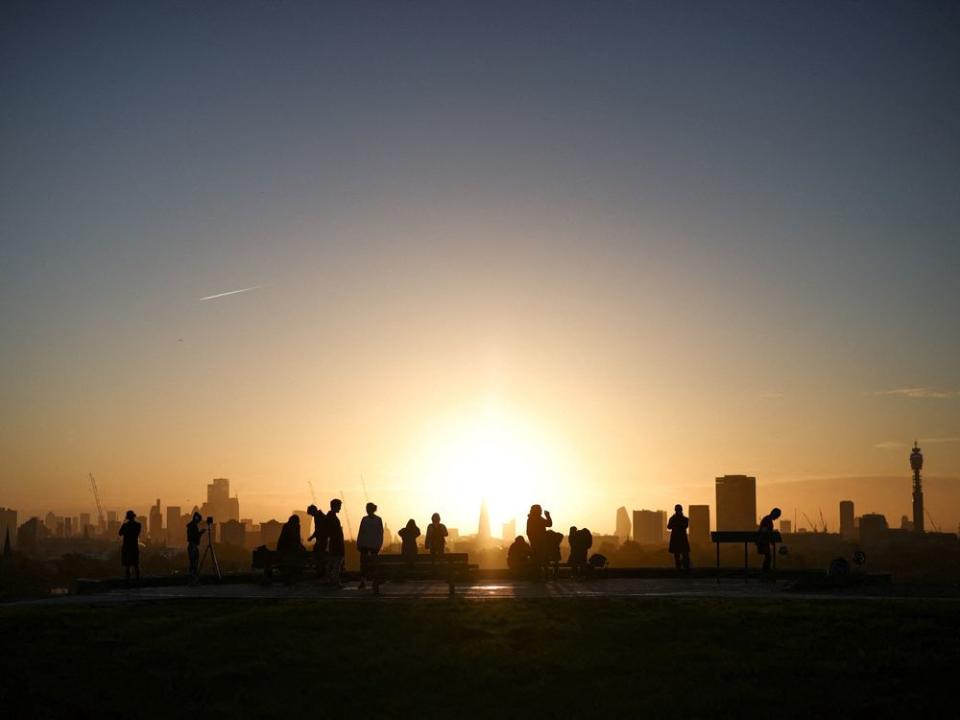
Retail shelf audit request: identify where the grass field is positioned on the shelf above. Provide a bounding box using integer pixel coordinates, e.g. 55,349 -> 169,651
2,597 -> 958,718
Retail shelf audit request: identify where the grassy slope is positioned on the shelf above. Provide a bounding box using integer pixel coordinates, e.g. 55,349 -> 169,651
2,598 -> 958,718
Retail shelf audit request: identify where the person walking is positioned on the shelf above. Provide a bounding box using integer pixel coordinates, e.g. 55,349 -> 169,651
668,504 -> 691,573
118,510 -> 141,584
307,504 -> 327,579
757,507 -> 782,577
186,511 -> 205,583
325,499 -> 345,587
356,502 -> 384,590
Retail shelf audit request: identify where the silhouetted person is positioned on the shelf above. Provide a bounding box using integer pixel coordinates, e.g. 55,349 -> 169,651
525,505 -> 552,579
398,519 -> 420,567
668,504 -> 691,573
546,530 -> 563,578
118,510 -> 141,583
357,502 -> 384,590
424,513 -> 448,556
307,504 -> 327,578
507,536 -> 533,577
757,507 -> 782,575
186,511 -> 206,581
325,499 -> 345,586
567,526 -> 583,575
277,515 -> 305,555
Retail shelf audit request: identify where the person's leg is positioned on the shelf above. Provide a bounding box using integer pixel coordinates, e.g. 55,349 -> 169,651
358,548 -> 368,588
683,552 -> 691,572
762,551 -> 772,573
674,553 -> 682,570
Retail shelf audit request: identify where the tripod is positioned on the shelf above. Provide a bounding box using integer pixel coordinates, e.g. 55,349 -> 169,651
196,520 -> 222,581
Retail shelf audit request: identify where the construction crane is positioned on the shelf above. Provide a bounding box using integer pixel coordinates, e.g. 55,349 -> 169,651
926,509 -> 941,533
307,480 -> 318,505
88,473 -> 105,533
801,511 -> 820,533
340,489 -> 354,540
818,508 -> 827,534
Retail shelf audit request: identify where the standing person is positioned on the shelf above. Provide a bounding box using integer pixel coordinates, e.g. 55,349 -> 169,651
668,504 -> 691,573
186,512 -> 205,583
424,513 -> 448,557
307,504 -> 327,579
507,536 -> 533,578
118,510 -> 141,584
567,526 -> 586,576
398,519 -> 421,567
757,507 -> 782,576
525,505 -> 552,579
325,499 -> 345,587
356,502 -> 384,590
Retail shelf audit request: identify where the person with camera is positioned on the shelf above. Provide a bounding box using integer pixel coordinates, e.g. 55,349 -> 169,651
186,512 -> 206,583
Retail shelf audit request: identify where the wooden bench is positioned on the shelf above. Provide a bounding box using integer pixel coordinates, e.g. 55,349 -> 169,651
369,553 -> 475,596
710,531 -> 782,582
251,545 -> 317,579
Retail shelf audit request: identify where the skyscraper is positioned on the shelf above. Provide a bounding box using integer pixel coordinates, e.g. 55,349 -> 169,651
502,518 -> 516,545
688,505 -> 710,546
166,506 -> 182,546
910,442 -> 924,533
0,507 -> 18,548
477,500 -> 491,547
715,475 -> 757,531
632,510 -> 665,544
202,478 -> 240,523
149,499 -> 163,542
615,507 -> 631,544
839,500 -> 855,539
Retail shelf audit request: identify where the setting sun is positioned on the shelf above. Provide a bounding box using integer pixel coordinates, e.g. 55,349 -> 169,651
408,401 -> 576,533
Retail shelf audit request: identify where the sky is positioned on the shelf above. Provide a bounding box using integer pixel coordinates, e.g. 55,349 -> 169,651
1,1 -> 958,535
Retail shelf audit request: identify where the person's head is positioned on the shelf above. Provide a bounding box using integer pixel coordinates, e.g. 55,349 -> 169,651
514,536 -> 526,545
405,519 -> 417,529
125,510 -> 136,521
307,504 -> 318,516
192,511 -> 202,523
289,515 -> 300,526
529,504 -> 541,516
366,502 -> 377,515
675,504 -> 683,514
771,507 -> 782,519
431,512 -> 441,524
330,499 -> 342,513
569,526 -> 577,535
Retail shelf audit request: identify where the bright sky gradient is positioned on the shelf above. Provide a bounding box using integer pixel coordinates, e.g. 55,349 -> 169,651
2,2 -> 958,534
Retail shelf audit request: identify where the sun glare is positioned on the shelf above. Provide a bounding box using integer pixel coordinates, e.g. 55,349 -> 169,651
411,402 -> 570,531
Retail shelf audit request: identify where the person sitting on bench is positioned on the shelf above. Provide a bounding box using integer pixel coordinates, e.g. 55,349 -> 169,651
507,535 -> 533,578
425,513 -> 448,557
398,519 -> 421,567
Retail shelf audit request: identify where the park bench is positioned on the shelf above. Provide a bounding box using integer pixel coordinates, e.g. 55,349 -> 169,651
369,553 -> 475,596
251,545 -> 316,580
710,531 -> 782,582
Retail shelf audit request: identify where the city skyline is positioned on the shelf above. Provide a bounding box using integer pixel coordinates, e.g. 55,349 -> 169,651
2,3 -> 959,535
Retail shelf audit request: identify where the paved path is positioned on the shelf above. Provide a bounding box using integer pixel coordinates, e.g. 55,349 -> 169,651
11,577 -> 945,606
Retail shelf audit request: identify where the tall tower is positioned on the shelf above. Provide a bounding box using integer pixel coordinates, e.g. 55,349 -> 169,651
910,441 -> 924,533
477,500 -> 491,547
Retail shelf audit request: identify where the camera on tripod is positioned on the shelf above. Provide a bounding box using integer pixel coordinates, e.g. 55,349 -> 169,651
206,516 -> 214,525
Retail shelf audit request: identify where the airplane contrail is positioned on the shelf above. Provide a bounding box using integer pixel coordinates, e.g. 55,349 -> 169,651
199,285 -> 262,301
